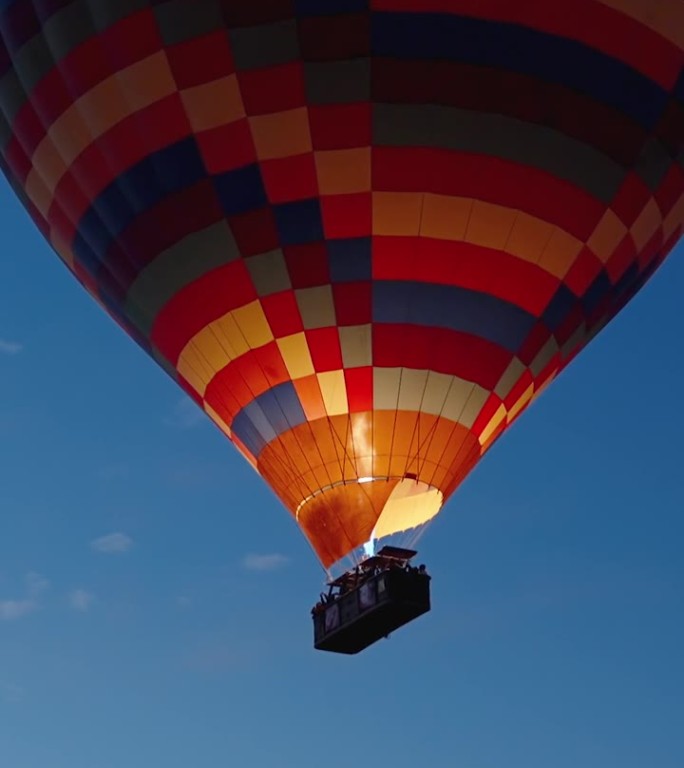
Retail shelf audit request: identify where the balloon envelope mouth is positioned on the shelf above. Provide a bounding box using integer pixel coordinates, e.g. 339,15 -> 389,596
295,475 -> 444,569
372,476 -> 443,538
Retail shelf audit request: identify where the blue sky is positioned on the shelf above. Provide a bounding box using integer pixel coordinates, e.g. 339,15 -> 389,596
1,174 -> 683,768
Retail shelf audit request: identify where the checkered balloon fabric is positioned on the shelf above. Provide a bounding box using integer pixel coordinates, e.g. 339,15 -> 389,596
2,1 -> 683,567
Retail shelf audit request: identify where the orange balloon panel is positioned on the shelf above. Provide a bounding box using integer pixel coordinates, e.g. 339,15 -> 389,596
251,411 -> 481,567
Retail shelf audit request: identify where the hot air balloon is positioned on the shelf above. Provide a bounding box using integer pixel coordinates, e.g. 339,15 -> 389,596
1,1 -> 683,652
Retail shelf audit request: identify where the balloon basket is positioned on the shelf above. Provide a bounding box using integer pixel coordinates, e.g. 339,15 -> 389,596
311,547 -> 431,655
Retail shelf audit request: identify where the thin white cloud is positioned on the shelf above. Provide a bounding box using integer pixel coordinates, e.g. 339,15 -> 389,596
177,593 -> 192,609
242,553 -> 289,572
165,398 -> 205,429
69,589 -> 94,612
0,339 -> 22,355
0,572 -> 49,621
0,600 -> 36,621
90,532 -> 133,554
25,572 -> 50,598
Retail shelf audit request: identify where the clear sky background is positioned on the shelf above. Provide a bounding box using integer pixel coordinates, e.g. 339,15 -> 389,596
0,173 -> 683,768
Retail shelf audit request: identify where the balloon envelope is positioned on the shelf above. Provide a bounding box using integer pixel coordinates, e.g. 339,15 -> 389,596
1,1 -> 683,569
